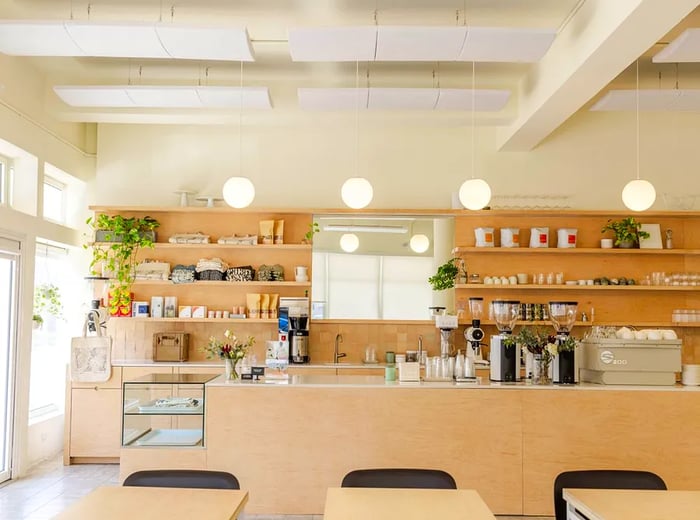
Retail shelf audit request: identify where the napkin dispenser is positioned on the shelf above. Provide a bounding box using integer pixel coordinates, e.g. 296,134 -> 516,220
398,362 -> 421,382
153,332 -> 190,362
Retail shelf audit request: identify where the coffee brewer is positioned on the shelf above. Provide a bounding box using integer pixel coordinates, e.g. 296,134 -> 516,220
548,301 -> 578,384
490,300 -> 521,382
289,314 -> 309,364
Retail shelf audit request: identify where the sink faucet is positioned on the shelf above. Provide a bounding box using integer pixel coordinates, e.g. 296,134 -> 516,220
334,334 -> 346,363
418,335 -> 424,364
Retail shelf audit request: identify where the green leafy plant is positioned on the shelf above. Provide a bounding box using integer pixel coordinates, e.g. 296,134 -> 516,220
33,283 -> 62,321
601,217 -> 650,247
303,222 -> 319,244
428,258 -> 460,291
85,214 -> 160,316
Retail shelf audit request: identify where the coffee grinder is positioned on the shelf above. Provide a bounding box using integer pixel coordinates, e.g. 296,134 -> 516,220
289,312 -> 309,364
489,300 -> 521,382
464,297 -> 485,361
548,301 -> 578,384
435,315 -> 458,359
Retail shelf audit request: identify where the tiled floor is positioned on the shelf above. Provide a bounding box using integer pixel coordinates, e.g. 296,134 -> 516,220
0,455 -> 552,519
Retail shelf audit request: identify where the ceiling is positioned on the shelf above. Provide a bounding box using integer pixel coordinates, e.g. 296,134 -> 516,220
2,0 -> 700,150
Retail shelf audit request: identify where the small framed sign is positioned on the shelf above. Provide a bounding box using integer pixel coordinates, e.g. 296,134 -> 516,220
639,224 -> 663,249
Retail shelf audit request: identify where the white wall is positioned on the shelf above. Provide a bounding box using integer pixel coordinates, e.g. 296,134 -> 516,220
93,108 -> 700,210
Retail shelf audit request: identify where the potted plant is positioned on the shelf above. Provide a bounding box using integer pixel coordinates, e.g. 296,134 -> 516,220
86,214 -> 160,316
428,258 -> 460,291
303,222 -> 319,245
33,283 -> 62,328
601,217 -> 650,248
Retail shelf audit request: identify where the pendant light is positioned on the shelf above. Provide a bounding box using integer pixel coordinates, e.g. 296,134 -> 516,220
341,61 -> 373,209
223,61 -> 255,208
409,234 -> 430,253
622,59 -> 656,212
339,233 -> 359,253
458,61 -> 491,210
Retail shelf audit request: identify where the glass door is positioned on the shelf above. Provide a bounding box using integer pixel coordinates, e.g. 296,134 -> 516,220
0,237 -> 20,483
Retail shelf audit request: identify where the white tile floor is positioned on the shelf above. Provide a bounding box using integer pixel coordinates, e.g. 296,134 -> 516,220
0,455 -> 552,519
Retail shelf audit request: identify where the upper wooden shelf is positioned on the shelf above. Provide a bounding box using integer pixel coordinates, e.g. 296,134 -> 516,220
459,319 -> 700,328
152,243 -> 311,250
455,284 -> 698,291
453,247 -> 700,255
133,280 -> 311,287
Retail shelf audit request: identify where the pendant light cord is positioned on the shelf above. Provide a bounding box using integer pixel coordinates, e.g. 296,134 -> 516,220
635,59 -> 640,181
239,60 -> 243,176
355,60 -> 360,177
471,60 -> 476,179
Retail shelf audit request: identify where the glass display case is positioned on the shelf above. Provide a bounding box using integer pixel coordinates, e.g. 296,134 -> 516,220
122,373 -> 217,448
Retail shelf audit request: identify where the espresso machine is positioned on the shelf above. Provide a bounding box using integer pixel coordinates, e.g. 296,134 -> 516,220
548,301 -> 578,384
289,313 -> 309,364
490,300 -> 521,382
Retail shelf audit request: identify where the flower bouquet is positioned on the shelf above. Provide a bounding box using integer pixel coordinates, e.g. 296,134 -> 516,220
203,329 -> 255,380
512,326 -> 558,385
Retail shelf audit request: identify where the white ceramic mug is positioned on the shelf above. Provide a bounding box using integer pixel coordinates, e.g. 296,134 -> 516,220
601,238 -> 613,249
295,266 -> 308,281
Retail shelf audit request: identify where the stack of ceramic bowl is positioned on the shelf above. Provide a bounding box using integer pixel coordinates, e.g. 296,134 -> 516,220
681,365 -> 700,386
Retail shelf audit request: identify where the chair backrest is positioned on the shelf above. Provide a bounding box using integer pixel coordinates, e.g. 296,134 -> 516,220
554,470 -> 666,520
341,468 -> 457,489
123,469 -> 240,490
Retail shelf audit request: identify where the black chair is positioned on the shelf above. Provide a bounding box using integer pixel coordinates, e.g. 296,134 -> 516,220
341,468 -> 457,489
123,469 -> 240,490
554,469 -> 666,520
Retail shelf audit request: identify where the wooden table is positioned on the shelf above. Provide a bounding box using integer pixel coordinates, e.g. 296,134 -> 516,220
563,489 -> 700,520
53,486 -> 248,520
323,487 -> 497,520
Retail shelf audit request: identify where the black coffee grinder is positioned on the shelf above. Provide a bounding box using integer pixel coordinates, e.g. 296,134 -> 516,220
289,314 -> 309,364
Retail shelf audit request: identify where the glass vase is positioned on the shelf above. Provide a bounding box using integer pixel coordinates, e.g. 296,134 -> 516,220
532,354 -> 552,385
224,358 -> 240,381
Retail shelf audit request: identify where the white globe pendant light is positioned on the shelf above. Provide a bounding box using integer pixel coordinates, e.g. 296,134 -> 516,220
409,234 -> 430,253
341,177 -> 373,209
622,60 -> 655,212
459,178 -> 491,210
222,176 -> 255,208
622,179 -> 656,212
458,62 -> 492,211
340,233 -> 359,253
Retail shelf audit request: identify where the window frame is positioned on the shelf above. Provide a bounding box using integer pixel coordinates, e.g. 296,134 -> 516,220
42,174 -> 67,224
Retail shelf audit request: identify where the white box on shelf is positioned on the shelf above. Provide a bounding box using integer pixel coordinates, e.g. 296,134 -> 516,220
398,362 -> 420,382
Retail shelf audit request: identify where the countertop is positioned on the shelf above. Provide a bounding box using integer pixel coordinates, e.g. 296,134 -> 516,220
207,374 -> 700,391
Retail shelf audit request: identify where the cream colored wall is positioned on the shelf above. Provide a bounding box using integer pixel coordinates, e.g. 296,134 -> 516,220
93,108 -> 698,209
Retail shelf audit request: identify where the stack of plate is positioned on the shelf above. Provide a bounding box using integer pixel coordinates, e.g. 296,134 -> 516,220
681,364 -> 700,386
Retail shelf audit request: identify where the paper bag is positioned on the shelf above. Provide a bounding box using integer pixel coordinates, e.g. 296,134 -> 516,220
70,319 -> 112,383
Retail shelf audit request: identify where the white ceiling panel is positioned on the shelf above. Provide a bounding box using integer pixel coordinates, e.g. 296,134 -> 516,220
66,22 -> 170,59
435,89 -> 511,111
653,28 -> 700,62
588,89 -> 700,111
289,26 -> 377,62
0,21 -> 82,56
375,26 -> 467,61
298,88 -> 369,110
126,87 -> 202,108
459,26 -> 557,62
156,25 -> 255,62
53,86 -> 134,107
368,88 -> 439,110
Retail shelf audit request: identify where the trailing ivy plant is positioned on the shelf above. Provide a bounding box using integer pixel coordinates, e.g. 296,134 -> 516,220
85,214 -> 160,315
428,258 -> 460,291
33,283 -> 63,321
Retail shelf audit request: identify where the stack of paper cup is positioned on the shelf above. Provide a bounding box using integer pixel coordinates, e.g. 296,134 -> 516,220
682,365 -> 700,385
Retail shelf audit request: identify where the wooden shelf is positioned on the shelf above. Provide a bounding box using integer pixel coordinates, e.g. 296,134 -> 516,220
152,243 -> 311,250
124,317 -> 276,324
133,280 -> 311,287
455,284 -> 698,291
453,246 -> 700,255
460,320 -> 700,328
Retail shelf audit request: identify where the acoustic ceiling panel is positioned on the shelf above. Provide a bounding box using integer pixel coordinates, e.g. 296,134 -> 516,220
368,88 -> 439,110
653,28 -> 700,63
54,86 -> 272,109
375,26 -> 467,61
0,20 -> 255,61
288,26 -> 377,62
589,89 -> 700,111
459,26 -> 557,62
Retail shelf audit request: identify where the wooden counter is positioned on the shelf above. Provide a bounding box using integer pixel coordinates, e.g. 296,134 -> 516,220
119,376 -> 700,516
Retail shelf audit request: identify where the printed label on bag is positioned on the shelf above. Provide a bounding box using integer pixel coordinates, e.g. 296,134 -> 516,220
568,234 -> 576,244
539,233 -> 547,244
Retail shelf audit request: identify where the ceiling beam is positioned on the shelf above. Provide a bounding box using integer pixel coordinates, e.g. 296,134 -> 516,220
497,0 -> 700,151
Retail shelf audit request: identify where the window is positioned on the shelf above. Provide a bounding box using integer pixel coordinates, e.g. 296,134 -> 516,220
29,243 -> 84,419
42,176 -> 66,224
0,154 -> 9,206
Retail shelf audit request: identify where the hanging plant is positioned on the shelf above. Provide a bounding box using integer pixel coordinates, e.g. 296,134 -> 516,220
33,282 -> 63,321
85,214 -> 160,316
